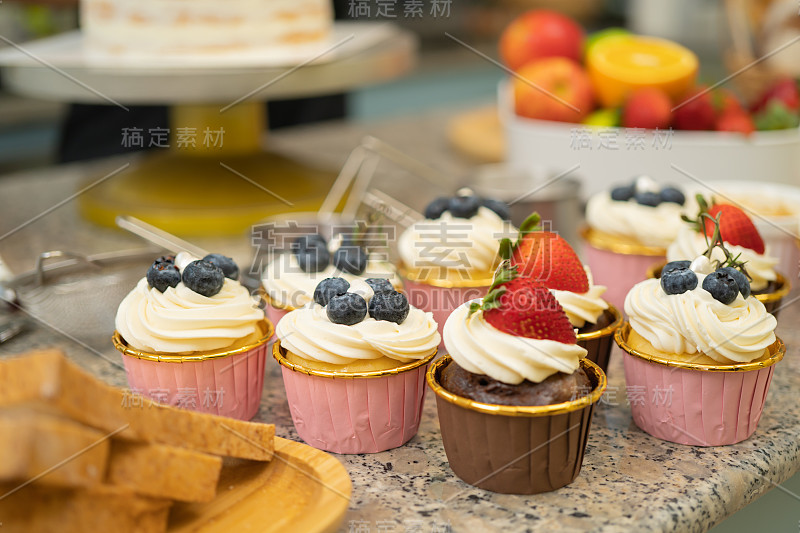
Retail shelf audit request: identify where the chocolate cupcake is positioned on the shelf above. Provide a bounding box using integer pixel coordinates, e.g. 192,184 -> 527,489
428,262 -> 606,494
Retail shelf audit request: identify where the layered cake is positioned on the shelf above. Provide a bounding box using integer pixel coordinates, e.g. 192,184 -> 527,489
273,277 -> 439,453
113,252 -> 272,420
81,0 -> 333,56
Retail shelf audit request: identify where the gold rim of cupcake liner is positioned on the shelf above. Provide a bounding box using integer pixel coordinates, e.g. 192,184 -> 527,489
426,355 -> 607,418
580,226 -> 667,257
614,322 -> 785,372
112,318 -> 275,363
576,303 -> 623,342
272,340 -> 437,379
646,261 -> 791,306
263,291 -> 297,313
398,262 -> 495,289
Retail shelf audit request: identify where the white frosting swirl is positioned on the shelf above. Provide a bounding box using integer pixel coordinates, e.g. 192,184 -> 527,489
443,300 -> 587,385
398,207 -> 515,274
666,226 -> 778,291
262,253 -> 400,309
276,304 -> 440,364
550,267 -> 609,328
586,193 -> 685,248
116,278 -> 265,354
624,277 -> 777,364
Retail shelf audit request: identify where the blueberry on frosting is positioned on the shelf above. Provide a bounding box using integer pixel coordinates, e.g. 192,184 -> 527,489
313,277 -> 350,307
146,257 -> 181,293
182,260 -> 225,297
203,253 -> 239,280
368,291 -> 410,325
327,292 -> 368,325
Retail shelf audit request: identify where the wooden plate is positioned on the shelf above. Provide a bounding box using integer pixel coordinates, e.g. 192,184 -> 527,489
446,105 -> 505,163
168,437 -> 352,533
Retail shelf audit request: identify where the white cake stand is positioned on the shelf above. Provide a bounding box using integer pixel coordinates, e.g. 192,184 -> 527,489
0,22 -> 417,235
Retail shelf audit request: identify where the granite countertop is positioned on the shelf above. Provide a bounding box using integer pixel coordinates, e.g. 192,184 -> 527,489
0,112 -> 798,533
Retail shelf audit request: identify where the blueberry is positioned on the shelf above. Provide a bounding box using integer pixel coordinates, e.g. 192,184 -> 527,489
448,195 -> 481,219
327,293 -> 368,326
482,198 -> 511,220
662,260 -> 691,276
659,187 -> 685,205
365,278 -> 394,294
155,255 -> 175,265
297,248 -> 330,273
424,197 -> 450,219
610,184 -> 635,202
313,277 -> 350,307
635,191 -> 661,207
146,258 -> 181,293
202,253 -> 239,280
333,246 -> 367,275
702,270 -> 740,304
182,260 -> 225,297
718,266 -> 751,299
368,291 -> 410,324
293,234 -> 327,253
660,267 -> 698,295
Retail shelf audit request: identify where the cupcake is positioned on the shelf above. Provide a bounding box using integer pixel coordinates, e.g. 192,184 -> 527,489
617,225 -> 784,446
262,231 -> 400,325
428,262 -> 606,494
663,195 -> 789,316
113,253 -> 272,421
582,176 -> 686,309
398,190 -> 516,339
273,277 -> 440,454
506,214 -> 622,372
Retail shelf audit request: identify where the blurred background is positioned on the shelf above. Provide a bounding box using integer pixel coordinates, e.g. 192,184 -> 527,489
0,2 -> 799,531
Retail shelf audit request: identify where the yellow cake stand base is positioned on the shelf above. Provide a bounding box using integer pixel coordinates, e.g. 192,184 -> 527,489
78,103 -> 337,237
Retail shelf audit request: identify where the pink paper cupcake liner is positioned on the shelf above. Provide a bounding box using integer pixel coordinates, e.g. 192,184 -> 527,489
616,323 -> 784,446
265,304 -> 290,328
274,341 -> 436,454
403,279 -> 489,344
583,244 -> 664,311
113,319 -> 274,421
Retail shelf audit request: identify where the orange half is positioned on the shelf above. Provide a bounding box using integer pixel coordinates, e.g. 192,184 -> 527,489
587,35 -> 698,107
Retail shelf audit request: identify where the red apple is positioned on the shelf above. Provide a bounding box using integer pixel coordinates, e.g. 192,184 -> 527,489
500,10 -> 585,71
514,58 -> 594,123
622,88 -> 673,129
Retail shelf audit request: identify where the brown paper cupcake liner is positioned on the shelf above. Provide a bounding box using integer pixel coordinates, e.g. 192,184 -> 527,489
576,304 -> 622,374
427,357 -> 606,494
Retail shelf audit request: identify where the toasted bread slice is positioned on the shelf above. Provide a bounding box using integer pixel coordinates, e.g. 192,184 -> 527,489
0,350 -> 274,461
0,483 -> 171,533
0,409 -> 108,488
107,440 -> 222,503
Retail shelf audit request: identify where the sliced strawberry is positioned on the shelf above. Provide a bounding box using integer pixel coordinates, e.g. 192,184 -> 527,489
482,278 -> 577,344
702,204 -> 764,254
511,231 -> 589,293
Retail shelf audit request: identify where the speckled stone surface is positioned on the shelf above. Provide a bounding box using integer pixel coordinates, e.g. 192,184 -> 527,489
0,115 -> 798,533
